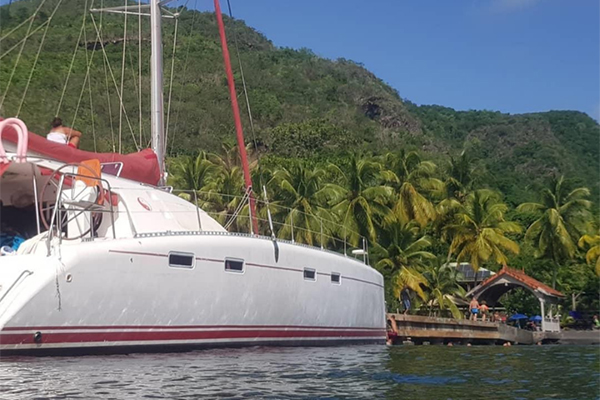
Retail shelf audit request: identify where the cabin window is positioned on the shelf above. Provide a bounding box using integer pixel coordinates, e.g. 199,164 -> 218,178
303,268 -> 316,281
168,252 -> 195,269
225,258 -> 244,273
331,272 -> 341,284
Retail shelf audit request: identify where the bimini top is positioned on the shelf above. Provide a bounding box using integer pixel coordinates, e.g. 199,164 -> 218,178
0,118 -> 161,186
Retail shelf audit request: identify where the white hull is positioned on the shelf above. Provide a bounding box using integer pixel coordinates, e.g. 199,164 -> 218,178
0,234 -> 386,354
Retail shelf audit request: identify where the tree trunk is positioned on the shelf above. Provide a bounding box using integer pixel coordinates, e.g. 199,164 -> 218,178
552,263 -> 558,289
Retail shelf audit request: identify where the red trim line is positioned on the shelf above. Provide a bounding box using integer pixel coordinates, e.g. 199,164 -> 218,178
0,329 -> 386,345
245,262 -> 301,274
196,257 -> 224,263
109,250 -> 383,288
343,276 -> 384,288
108,250 -> 168,258
2,324 -> 384,332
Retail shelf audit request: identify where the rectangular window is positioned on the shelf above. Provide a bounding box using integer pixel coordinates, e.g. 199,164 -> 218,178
225,258 -> 244,273
331,272 -> 341,284
303,268 -> 316,281
169,252 -> 194,269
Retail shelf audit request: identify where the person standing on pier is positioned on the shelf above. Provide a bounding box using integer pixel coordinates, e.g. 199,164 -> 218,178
401,287 -> 411,315
480,301 -> 489,321
469,298 -> 480,321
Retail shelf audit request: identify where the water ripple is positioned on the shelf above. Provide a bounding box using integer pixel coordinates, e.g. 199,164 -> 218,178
0,345 -> 597,399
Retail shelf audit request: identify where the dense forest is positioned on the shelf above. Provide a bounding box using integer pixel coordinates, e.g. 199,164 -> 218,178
1,0 -> 598,317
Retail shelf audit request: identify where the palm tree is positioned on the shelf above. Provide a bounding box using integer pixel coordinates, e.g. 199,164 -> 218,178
381,150 -> 440,227
444,150 -> 477,203
433,151 -> 478,241
169,151 -> 220,192
268,162 -> 344,246
578,234 -> 600,277
332,154 -> 393,246
447,189 -> 521,272
422,259 -> 467,319
517,176 -> 592,288
372,218 -> 434,301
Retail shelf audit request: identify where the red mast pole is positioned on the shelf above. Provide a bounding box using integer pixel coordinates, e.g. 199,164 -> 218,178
214,0 -> 259,234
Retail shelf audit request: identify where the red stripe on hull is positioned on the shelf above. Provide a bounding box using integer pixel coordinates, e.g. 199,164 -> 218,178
109,249 -> 384,288
2,324 -> 384,331
0,329 -> 386,345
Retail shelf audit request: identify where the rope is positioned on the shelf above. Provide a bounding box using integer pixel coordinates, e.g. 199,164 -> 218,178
223,187 -> 251,230
226,0 -> 264,186
56,0 -> 89,117
0,13 -> 37,42
98,0 -> 116,152
118,0 -> 128,154
90,12 -> 140,150
164,16 -> 180,149
88,73 -> 97,152
70,9 -> 97,138
0,0 -> 48,111
138,0 -> 143,147
169,0 -> 198,153
0,19 -> 48,61
17,0 -> 64,118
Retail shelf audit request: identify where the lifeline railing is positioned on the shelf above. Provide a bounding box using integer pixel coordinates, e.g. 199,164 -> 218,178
41,180 -> 370,262
103,187 -> 369,262
172,188 -> 370,262
45,171 -> 117,252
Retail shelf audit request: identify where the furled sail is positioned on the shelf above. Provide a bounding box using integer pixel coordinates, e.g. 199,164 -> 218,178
0,118 -> 161,186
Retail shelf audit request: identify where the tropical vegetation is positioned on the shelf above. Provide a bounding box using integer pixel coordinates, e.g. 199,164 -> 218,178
0,0 -> 598,316
168,144 -> 599,317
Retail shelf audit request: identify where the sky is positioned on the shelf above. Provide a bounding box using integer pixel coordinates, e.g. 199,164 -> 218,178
189,0 -> 599,120
0,0 -> 597,119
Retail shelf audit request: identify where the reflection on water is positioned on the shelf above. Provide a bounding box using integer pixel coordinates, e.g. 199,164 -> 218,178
0,345 -> 598,399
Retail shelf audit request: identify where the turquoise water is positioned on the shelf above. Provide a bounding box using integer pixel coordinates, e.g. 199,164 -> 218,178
0,345 -> 598,399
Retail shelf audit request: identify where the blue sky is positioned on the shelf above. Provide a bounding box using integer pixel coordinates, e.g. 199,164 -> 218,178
1,0 -> 597,119
191,0 -> 599,120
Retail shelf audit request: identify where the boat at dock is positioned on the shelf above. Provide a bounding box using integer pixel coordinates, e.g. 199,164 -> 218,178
0,0 -> 386,355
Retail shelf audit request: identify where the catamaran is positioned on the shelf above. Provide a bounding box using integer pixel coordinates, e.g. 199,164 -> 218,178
0,0 -> 386,355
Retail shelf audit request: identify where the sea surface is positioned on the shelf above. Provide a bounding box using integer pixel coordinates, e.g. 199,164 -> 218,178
0,345 -> 598,399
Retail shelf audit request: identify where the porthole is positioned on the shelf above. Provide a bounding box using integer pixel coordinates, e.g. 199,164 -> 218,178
303,268 -> 316,281
168,252 -> 195,269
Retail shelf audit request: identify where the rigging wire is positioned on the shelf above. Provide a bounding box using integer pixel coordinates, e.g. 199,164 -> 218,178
90,12 -> 140,150
70,4 -> 97,137
164,14 -> 180,150
0,19 -> 48,60
0,13 -> 37,42
225,0 -> 265,189
118,0 -> 128,154
85,1 -> 97,152
138,0 -> 143,147
17,0 -> 64,118
98,0 -> 116,152
56,0 -> 89,117
169,0 -> 198,154
0,0 -> 48,111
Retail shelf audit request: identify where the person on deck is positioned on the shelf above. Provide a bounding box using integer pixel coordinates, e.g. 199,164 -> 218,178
479,301 -> 489,322
46,117 -> 82,148
469,298 -> 480,321
400,287 -> 411,315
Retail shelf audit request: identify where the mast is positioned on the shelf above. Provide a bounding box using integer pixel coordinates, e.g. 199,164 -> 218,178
91,2 -> 175,186
150,0 -> 165,185
214,0 -> 259,234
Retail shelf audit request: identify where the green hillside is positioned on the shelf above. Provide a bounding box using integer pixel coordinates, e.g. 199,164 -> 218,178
0,0 -> 598,204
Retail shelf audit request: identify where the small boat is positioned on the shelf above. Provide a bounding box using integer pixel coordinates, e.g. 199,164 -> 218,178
0,0 -> 385,355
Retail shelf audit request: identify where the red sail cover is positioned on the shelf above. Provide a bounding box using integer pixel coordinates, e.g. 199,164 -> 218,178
0,119 -> 160,186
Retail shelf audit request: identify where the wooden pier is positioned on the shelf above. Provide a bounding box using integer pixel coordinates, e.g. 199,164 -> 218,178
387,314 -> 600,345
